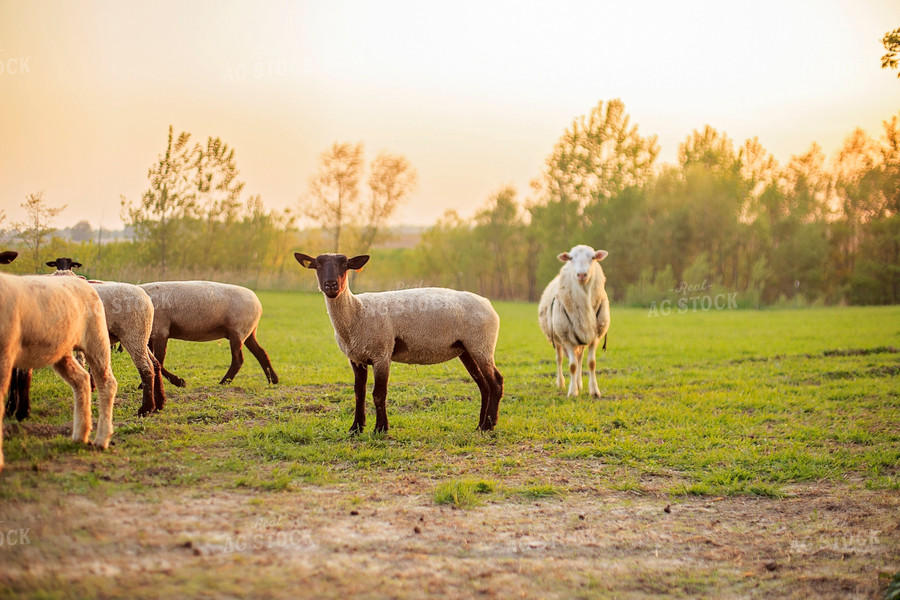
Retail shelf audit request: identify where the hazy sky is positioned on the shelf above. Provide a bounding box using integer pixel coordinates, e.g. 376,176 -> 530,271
1,0 -> 899,230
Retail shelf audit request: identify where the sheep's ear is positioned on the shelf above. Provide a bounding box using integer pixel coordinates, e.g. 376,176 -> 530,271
294,253 -> 317,269
46,260 -> 57,268
557,252 -> 571,262
594,250 -> 608,261
72,261 -> 83,269
348,255 -> 369,271
0,251 -> 17,264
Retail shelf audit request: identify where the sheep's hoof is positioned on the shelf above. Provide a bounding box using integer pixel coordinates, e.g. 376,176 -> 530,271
348,423 -> 365,436
477,414 -> 496,431
172,377 -> 187,388
218,378 -> 233,386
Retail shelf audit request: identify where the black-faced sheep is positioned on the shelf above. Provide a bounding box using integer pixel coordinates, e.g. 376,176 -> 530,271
295,252 -> 504,433
538,244 -> 611,398
44,258 -> 166,416
0,273 -> 118,471
138,281 -> 278,387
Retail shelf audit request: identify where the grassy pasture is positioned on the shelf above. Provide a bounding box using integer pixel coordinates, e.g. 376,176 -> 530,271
1,294 -> 898,598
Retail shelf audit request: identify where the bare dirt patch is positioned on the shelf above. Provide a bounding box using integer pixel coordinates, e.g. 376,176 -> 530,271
1,480 -> 896,599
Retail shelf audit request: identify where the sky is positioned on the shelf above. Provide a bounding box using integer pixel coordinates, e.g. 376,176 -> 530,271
1,0 -> 899,231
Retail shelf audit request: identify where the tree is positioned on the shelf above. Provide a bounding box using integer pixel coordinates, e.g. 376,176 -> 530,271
473,187 -> 525,299
122,125 -> 197,275
69,220 -> 93,242
877,112 -> 900,216
302,142 -> 364,253
881,27 -> 900,77
12,191 -> 66,272
359,151 -> 417,255
195,136 -> 245,223
542,98 -> 660,208
530,99 -> 660,292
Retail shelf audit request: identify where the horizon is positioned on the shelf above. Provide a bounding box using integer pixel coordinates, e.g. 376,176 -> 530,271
2,0 -> 899,231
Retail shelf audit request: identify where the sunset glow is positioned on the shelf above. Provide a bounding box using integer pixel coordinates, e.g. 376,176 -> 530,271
1,0 -> 898,228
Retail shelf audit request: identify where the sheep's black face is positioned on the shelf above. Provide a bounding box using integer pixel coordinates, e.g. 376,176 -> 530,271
46,257 -> 82,271
294,252 -> 370,299
317,255 -> 346,298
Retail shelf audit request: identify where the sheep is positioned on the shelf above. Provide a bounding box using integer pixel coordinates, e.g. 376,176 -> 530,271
138,281 -> 278,387
538,244 -> 611,398
43,258 -> 167,416
1,251 -> 30,422
0,272 -> 118,472
295,252 -> 504,433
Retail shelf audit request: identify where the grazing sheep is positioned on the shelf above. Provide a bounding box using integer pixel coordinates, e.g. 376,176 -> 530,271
138,281 -> 278,387
44,258 -> 166,416
0,273 -> 118,471
295,252 -> 504,433
538,244 -> 611,398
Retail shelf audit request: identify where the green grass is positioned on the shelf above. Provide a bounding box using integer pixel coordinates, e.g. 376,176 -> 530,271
433,478 -> 496,507
3,294 -> 899,500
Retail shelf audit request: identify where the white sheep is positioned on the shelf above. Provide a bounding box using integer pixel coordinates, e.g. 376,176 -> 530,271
0,273 -> 118,471
295,252 -> 504,433
538,244 -> 611,398
138,281 -> 279,387
45,258 -> 166,416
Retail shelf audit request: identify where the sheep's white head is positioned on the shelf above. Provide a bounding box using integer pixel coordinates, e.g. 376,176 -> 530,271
295,252 -> 370,298
558,244 -> 608,285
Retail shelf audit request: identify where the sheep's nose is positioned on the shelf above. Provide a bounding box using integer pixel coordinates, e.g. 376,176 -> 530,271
577,272 -> 588,283
322,281 -> 339,294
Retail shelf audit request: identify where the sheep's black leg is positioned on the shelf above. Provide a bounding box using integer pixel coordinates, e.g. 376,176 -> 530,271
349,360 -> 368,434
219,333 -> 245,385
371,361 -> 391,434
488,366 -> 504,427
151,351 -> 167,412
151,337 -> 186,388
244,330 -> 279,384
5,370 -> 19,419
15,369 -> 31,421
457,347 -> 492,430
131,345 -> 158,417
6,368 -> 32,421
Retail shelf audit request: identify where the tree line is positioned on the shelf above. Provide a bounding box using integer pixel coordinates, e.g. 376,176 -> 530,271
3,101 -> 898,305
416,100 -> 900,306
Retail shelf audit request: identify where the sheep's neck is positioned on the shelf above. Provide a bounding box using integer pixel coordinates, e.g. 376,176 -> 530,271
560,273 -> 602,341
324,286 -> 363,343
